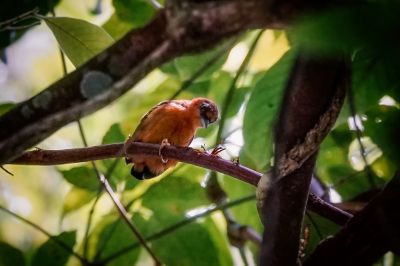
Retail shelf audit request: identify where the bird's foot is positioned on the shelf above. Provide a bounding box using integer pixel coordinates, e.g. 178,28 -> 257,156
159,138 -> 170,164
211,145 -> 225,157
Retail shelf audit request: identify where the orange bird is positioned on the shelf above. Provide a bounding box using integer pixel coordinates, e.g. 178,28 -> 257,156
124,98 -> 219,180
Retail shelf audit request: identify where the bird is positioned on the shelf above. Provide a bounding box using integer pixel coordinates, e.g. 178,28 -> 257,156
124,97 -> 219,180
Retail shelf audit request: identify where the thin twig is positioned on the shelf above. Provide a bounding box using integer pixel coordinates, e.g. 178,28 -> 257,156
347,83 -> 376,188
0,205 -> 87,264
3,21 -> 41,31
9,142 -> 352,225
99,194 -> 256,264
0,165 -> 13,176
90,0 -> 103,15
83,191 -> 102,260
0,7 -> 39,30
239,247 -> 250,266
99,173 -> 162,265
76,122 -> 160,264
91,159 -> 123,259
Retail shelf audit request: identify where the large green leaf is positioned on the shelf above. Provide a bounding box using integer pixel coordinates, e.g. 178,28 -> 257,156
60,166 -> 100,191
208,71 -> 250,120
242,50 -> 296,171
161,43 -> 230,82
0,242 -> 25,266
44,17 -> 114,67
32,231 -> 76,266
138,166 -> 233,265
95,218 -> 141,266
151,218 -> 231,266
103,13 -> 134,39
220,174 -> 261,233
113,0 -> 156,27
102,123 -> 125,144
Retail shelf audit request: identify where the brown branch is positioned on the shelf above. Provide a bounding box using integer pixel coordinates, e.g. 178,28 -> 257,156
258,53 -> 349,265
305,172 -> 400,266
0,1 -> 271,165
0,0 -> 350,165
9,142 -> 352,225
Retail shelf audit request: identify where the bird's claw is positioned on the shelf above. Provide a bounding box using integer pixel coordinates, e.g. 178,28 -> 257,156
211,146 -> 225,157
159,138 -> 170,164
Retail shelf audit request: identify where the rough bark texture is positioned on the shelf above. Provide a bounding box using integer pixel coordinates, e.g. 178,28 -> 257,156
0,0 -> 351,164
259,53 -> 348,265
305,172 -> 400,266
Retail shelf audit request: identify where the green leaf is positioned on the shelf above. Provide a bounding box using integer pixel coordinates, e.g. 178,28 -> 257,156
220,174 -> 261,233
113,0 -> 156,27
0,102 -> 15,116
32,231 -> 76,266
102,123 -> 125,144
100,123 -> 131,186
0,242 -> 25,266
161,43 -> 230,82
103,13 -> 134,39
95,218 -> 141,266
207,71 -> 250,120
60,166 -> 100,191
137,166 -> 232,265
303,213 -> 340,257
152,218 -> 232,266
141,166 -> 208,224
62,187 -> 96,215
44,17 -> 114,67
242,50 -> 296,171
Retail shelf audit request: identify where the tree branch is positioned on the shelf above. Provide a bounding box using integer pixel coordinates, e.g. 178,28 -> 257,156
0,0 -> 347,164
304,172 -> 400,266
258,52 -> 349,265
8,142 -> 352,225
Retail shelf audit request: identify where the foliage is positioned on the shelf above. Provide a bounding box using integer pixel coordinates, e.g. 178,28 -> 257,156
0,1 -> 399,265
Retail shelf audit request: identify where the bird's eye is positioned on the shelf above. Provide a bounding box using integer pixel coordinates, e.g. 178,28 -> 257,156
200,102 -> 210,111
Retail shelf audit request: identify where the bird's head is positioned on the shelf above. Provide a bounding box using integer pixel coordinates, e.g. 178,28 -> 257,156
191,98 -> 219,128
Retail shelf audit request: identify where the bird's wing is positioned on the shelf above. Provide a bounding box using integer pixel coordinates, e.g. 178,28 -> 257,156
132,100 -> 170,139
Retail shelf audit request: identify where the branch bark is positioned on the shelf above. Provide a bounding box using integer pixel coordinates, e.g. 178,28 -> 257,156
0,0 -> 349,164
258,52 -> 348,265
9,142 -> 352,225
304,171 -> 400,266
0,1 -> 274,165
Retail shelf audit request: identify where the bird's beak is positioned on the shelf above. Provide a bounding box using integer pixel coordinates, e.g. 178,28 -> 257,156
201,117 -> 209,128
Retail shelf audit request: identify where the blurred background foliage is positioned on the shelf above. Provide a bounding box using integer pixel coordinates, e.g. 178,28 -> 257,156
0,0 -> 399,265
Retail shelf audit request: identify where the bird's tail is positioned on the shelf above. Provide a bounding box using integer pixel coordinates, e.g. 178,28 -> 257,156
130,165 -> 157,180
